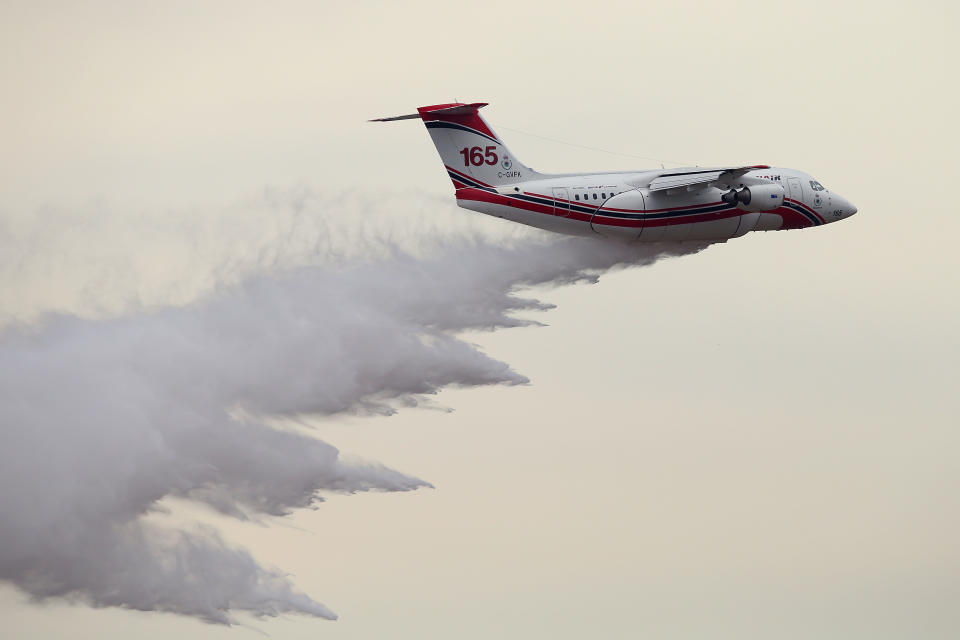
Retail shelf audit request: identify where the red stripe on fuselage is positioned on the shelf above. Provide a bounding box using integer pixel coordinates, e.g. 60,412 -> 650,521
777,206 -> 817,229
457,189 -> 820,230
525,191 -> 643,213
526,190 -> 738,215
456,188 -> 731,228
598,210 -> 744,228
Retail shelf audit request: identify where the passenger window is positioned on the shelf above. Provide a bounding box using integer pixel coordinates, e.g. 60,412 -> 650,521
575,194 -> 580,200
592,193 -> 597,200
601,193 -> 606,198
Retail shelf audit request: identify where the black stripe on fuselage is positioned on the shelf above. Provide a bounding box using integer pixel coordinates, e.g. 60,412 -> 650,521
606,203 -> 734,220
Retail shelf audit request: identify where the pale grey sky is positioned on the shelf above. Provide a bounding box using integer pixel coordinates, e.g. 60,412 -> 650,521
1,1 -> 958,638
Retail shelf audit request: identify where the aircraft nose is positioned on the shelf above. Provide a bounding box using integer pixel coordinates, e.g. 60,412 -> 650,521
832,194 -> 857,219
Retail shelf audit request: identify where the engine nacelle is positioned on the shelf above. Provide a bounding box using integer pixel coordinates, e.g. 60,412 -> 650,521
721,183 -> 785,212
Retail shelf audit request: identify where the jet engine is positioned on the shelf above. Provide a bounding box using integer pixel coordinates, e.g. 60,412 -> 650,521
721,183 -> 785,212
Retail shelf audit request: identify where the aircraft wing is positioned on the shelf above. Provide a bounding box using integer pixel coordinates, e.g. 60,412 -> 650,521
644,165 -> 770,193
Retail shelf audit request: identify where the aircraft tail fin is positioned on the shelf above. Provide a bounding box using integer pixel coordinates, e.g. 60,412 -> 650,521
371,102 -> 539,189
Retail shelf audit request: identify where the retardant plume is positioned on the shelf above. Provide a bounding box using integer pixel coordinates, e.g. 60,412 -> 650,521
0,190 -> 711,624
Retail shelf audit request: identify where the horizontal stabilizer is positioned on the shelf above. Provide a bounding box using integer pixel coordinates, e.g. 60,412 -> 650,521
369,113 -> 421,122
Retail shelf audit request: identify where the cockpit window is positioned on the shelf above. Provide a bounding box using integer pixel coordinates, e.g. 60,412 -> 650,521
809,180 -> 826,191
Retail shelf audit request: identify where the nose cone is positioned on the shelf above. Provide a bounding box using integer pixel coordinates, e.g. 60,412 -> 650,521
830,194 -> 857,221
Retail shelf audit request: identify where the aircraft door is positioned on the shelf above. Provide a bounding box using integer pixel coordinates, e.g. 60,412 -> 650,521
787,177 -> 804,202
552,188 -> 571,217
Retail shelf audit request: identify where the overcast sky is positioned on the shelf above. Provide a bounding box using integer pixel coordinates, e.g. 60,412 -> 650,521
1,1 -> 958,638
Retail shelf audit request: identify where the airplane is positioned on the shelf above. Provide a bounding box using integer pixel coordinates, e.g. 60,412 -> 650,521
371,102 -> 857,242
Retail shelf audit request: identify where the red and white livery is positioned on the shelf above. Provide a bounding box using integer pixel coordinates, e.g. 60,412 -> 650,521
372,102 -> 857,241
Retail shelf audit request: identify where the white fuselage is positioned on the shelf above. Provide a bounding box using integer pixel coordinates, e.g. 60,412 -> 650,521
451,166 -> 857,242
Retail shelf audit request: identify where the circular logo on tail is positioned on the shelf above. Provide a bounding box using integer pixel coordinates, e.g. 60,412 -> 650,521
501,157 -> 512,170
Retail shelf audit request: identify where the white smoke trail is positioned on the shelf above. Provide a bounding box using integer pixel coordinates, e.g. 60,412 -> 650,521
0,190 -> 711,623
